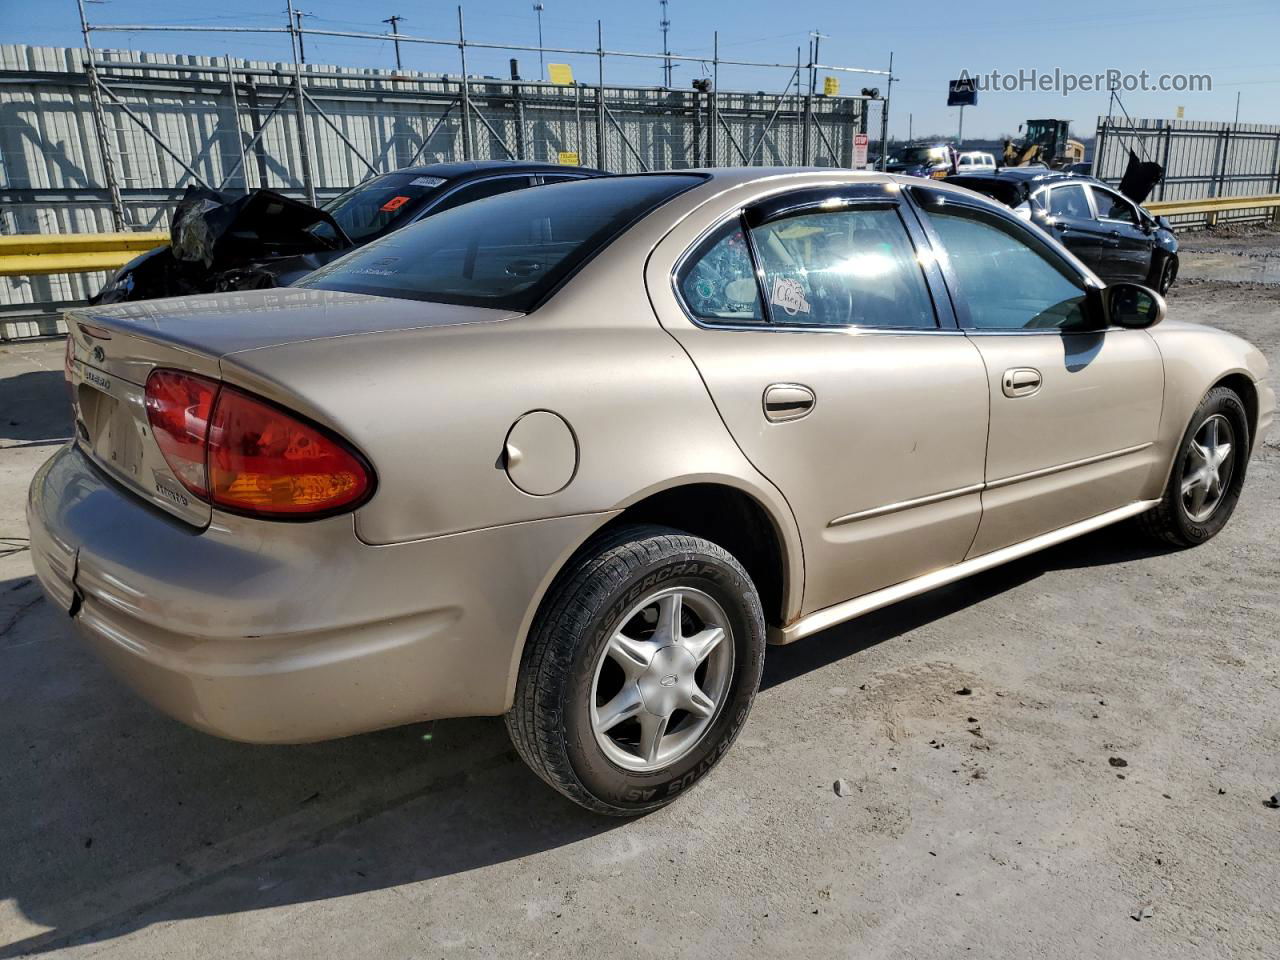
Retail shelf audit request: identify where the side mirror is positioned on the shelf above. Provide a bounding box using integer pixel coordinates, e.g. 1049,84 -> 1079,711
1106,281 -> 1165,329
1156,215 -> 1173,231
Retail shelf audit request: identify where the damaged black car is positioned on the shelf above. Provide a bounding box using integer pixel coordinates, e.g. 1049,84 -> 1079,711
92,160 -> 606,304
947,152 -> 1178,292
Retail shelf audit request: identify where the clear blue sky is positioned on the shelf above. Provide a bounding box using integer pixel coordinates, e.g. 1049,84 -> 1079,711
3,0 -> 1277,140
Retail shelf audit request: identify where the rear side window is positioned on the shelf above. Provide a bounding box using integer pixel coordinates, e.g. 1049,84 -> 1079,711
1047,184 -> 1090,219
677,205 -> 937,330
678,222 -> 764,324
299,175 -> 705,311
925,203 -> 1090,331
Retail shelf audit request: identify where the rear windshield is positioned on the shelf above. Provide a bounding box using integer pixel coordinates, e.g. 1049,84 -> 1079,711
948,176 -> 1026,208
309,171 -> 452,244
298,174 -> 705,311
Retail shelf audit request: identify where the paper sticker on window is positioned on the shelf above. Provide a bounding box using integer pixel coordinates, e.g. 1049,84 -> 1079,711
380,195 -> 411,212
770,277 -> 810,317
410,176 -> 446,188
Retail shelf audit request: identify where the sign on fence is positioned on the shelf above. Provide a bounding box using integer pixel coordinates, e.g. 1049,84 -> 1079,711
823,76 -> 840,97
853,133 -> 869,169
558,151 -> 581,166
548,63 -> 575,85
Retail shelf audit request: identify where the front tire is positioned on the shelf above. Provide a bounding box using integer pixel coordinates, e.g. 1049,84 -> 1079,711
1151,253 -> 1177,294
506,524 -> 766,816
1140,386 -> 1250,547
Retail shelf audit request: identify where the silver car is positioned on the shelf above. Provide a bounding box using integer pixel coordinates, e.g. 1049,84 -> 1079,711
29,169 -> 1274,815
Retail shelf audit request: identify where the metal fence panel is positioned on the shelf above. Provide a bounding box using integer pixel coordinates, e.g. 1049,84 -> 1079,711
1,43 -> 871,313
1094,115 -> 1280,227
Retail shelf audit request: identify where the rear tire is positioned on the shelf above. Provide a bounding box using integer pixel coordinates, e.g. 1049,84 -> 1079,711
506,524 -> 766,816
1140,386 -> 1249,547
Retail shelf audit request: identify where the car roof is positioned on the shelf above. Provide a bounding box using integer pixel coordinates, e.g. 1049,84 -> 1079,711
955,167 -> 1091,186
394,160 -> 607,179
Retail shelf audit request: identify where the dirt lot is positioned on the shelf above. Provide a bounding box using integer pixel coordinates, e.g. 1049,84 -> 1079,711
1,240 -> 1278,959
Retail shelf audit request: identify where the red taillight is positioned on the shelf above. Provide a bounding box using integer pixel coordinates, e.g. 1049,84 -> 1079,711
145,370 -> 218,497
208,386 -> 371,516
144,369 -> 371,518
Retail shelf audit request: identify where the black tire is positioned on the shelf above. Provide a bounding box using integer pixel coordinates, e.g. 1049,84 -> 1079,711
506,524 -> 766,816
1140,385 -> 1250,547
1150,253 -> 1177,295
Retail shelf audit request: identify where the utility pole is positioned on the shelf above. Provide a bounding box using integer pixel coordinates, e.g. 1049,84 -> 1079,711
1234,91 -> 1241,124
293,9 -> 309,64
533,3 -> 545,80
383,15 -> 404,71
285,0 -> 316,204
76,0 -> 125,229
908,112 -> 912,143
809,30 -> 828,96
878,50 -> 893,171
660,0 -> 672,87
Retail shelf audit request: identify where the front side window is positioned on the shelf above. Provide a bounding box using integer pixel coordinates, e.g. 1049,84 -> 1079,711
1090,186 -> 1138,224
300,174 -> 705,311
927,203 -> 1091,331
750,207 -> 936,329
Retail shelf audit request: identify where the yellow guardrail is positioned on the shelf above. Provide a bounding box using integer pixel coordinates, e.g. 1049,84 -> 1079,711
1143,194 -> 1280,218
0,232 -> 169,278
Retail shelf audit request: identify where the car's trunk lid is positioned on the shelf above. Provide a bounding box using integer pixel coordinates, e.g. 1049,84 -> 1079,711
66,288 -> 520,526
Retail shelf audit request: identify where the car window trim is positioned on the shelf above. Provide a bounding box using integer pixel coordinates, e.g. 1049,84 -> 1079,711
906,186 -> 1106,335
671,192 -> 954,334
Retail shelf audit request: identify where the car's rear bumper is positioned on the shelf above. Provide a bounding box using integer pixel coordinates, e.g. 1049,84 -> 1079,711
27,443 -> 610,743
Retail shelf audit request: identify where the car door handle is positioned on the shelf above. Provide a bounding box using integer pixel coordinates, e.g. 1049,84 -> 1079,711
1001,367 -> 1042,398
763,383 -> 816,422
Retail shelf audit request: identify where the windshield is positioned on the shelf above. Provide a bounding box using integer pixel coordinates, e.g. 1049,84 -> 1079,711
1026,121 -> 1059,147
892,146 -> 947,166
308,172 -> 451,244
298,174 -> 706,311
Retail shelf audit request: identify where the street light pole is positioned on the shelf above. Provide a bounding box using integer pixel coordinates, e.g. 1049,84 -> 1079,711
533,3 -> 544,80
383,15 -> 404,71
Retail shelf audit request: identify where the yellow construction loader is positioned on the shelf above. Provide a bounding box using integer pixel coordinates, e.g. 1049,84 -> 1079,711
1002,119 -> 1086,169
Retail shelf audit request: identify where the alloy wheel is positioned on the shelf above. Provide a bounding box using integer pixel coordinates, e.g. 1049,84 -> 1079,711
1181,413 -> 1235,522
590,586 -> 734,772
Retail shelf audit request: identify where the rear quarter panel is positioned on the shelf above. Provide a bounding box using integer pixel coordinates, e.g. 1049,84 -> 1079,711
216,228 -> 805,625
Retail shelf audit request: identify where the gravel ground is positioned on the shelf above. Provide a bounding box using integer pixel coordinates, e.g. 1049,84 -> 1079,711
0,250 -> 1277,959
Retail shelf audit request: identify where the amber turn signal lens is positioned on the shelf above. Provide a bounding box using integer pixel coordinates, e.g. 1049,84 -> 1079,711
207,385 -> 372,516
